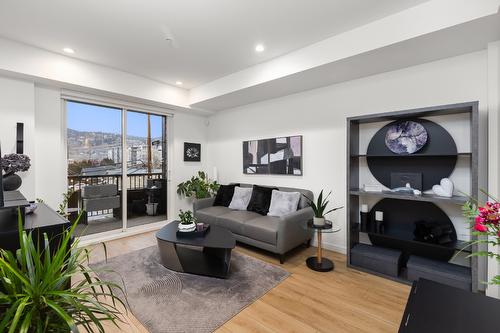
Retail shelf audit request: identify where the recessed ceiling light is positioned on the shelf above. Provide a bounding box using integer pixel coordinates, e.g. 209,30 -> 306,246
255,44 -> 265,53
175,81 -> 183,86
63,47 -> 75,54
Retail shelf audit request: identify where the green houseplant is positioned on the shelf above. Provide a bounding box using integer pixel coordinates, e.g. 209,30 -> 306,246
178,209 -> 197,232
177,171 -> 219,199
0,213 -> 125,332
304,190 -> 343,226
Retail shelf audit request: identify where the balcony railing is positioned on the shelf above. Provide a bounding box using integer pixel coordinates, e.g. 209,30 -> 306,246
68,173 -> 163,192
67,173 -> 164,216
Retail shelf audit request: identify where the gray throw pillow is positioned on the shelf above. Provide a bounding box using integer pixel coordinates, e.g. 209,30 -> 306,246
267,190 -> 301,217
228,187 -> 253,210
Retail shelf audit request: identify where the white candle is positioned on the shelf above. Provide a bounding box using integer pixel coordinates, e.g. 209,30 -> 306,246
361,204 -> 368,213
375,211 -> 384,221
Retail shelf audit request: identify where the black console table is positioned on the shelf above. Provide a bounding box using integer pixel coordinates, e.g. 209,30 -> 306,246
0,196 -> 70,252
399,278 -> 500,333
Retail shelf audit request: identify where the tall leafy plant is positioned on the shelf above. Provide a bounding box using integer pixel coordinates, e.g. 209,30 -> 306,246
304,190 -> 343,218
0,213 -> 126,332
177,171 -> 220,199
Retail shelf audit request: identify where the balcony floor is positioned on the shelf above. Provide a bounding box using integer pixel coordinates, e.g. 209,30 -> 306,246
74,214 -> 166,237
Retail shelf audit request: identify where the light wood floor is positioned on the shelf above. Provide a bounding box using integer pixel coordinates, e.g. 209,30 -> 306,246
87,231 -> 411,333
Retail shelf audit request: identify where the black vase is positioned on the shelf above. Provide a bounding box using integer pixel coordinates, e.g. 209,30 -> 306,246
376,220 -> 385,234
3,173 -> 22,191
360,212 -> 369,232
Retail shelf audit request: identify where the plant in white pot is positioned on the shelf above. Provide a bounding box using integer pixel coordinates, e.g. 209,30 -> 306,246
178,209 -> 197,232
304,190 -> 343,226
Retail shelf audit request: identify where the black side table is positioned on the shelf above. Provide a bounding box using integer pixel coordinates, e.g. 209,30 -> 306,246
306,220 -> 340,272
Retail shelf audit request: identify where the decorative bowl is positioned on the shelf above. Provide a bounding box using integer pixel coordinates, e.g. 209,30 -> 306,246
177,222 -> 196,232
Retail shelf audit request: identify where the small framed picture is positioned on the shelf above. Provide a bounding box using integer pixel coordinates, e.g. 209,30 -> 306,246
184,142 -> 201,162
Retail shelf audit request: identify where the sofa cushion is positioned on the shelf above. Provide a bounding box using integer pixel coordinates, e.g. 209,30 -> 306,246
216,210 -> 261,234
238,183 -> 312,209
213,184 -> 239,207
228,187 -> 253,210
243,216 -> 281,245
247,185 -> 278,215
195,206 -> 232,225
267,190 -> 301,217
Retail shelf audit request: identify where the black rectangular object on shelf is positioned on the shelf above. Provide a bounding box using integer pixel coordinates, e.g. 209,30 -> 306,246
351,243 -> 402,277
390,172 -> 422,190
407,255 -> 471,291
16,122 -> 24,154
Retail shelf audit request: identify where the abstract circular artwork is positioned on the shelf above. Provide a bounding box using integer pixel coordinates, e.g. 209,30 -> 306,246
385,121 -> 428,154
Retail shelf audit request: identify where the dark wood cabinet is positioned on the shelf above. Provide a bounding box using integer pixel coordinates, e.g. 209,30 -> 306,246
400,279 -> 500,333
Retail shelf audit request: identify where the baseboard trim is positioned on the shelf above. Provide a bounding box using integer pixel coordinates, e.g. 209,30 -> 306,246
312,240 -> 347,254
77,219 -> 172,247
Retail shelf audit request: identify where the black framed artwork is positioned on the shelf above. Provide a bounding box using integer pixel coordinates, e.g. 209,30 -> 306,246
184,142 -> 201,162
243,135 -> 302,175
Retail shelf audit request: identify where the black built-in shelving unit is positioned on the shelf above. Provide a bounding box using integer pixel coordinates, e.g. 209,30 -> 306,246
346,102 -> 480,292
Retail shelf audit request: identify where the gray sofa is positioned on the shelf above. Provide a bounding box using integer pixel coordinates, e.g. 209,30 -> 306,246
193,184 -> 314,263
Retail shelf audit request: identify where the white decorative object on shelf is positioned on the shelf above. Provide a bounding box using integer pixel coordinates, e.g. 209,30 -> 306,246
361,204 -> 368,213
390,183 -> 421,196
432,178 -> 454,198
363,184 -> 383,192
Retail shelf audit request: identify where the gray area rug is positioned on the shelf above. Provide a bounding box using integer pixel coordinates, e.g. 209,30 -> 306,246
91,246 -> 289,333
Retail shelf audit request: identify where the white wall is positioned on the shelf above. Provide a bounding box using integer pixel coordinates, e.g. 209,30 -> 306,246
0,76 -> 36,199
487,41 -> 500,298
207,50 -> 488,254
0,75 -> 210,217
34,85 -> 66,209
168,112 -> 210,217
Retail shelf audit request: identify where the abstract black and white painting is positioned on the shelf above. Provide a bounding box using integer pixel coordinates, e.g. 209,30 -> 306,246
243,136 -> 302,175
184,142 -> 201,162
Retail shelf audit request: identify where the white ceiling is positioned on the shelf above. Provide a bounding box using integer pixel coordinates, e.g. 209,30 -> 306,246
0,0 -> 430,89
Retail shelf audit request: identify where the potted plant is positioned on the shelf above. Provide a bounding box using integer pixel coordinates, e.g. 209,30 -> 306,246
0,212 -> 125,332
304,190 -> 343,226
177,171 -> 220,199
463,195 -> 500,285
1,153 -> 31,191
178,209 -> 197,232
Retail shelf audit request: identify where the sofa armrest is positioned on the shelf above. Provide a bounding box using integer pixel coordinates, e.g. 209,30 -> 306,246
277,207 -> 314,254
193,197 -> 215,213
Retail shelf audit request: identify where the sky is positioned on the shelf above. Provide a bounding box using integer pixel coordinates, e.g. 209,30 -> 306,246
67,101 -> 164,137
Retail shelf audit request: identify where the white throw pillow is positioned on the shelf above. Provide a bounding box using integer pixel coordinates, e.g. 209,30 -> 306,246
267,190 -> 301,217
228,187 -> 253,210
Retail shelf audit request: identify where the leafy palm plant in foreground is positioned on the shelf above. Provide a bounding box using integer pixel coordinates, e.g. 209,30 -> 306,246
0,212 -> 126,332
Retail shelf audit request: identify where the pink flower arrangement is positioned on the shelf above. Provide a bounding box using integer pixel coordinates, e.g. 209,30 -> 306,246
465,198 -> 500,285
473,201 -> 500,235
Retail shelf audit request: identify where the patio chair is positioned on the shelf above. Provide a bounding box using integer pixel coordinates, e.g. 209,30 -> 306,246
81,184 -> 120,224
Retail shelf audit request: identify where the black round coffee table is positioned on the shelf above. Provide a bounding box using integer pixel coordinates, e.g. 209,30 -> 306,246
306,220 -> 341,272
156,221 -> 235,278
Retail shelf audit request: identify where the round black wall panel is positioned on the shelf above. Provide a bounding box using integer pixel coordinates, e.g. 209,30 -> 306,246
366,119 -> 457,191
367,198 -> 457,261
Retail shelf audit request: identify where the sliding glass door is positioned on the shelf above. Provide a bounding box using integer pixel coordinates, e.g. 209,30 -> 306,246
66,100 -> 168,237
125,110 -> 167,228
